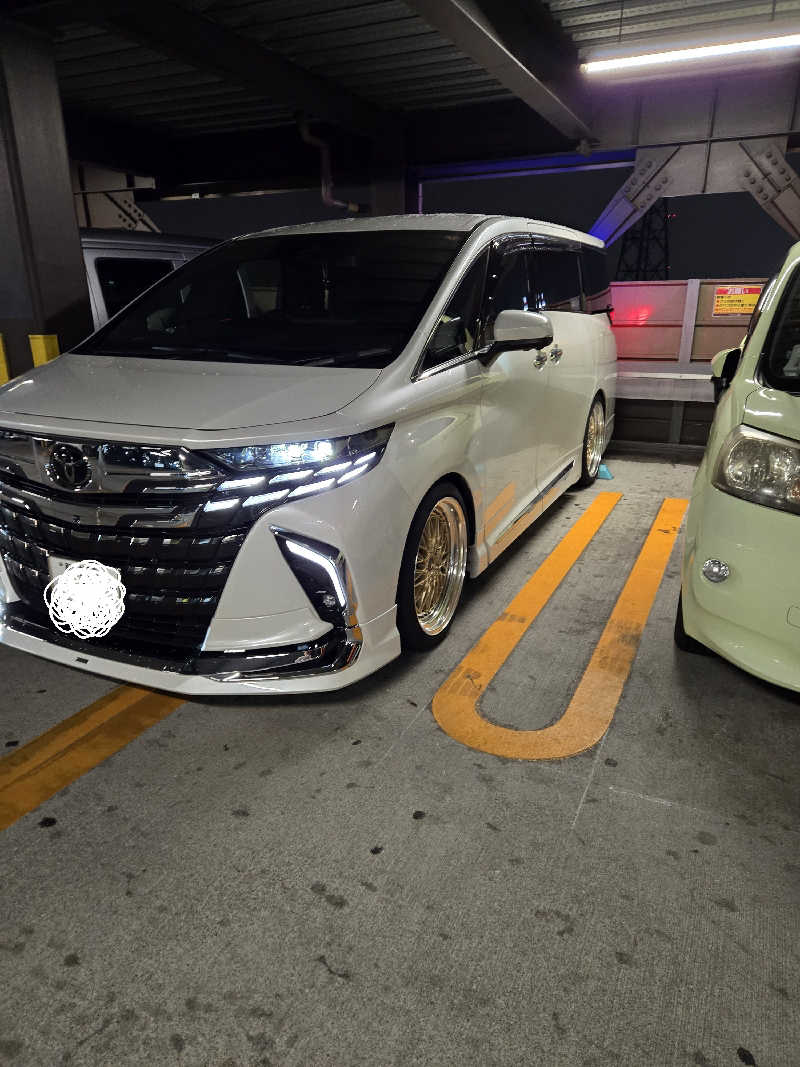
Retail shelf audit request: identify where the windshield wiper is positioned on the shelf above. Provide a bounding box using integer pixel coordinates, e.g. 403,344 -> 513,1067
299,347 -> 393,367
78,343 -> 280,363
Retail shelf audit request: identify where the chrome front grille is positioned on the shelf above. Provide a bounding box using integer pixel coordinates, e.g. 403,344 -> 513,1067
0,430 -> 218,497
0,430 -> 251,657
0,498 -> 248,655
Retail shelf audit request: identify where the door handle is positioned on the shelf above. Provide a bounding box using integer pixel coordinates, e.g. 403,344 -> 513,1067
549,345 -> 563,364
533,351 -> 547,369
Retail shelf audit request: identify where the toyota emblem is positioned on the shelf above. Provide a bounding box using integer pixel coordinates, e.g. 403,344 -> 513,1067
46,443 -> 90,489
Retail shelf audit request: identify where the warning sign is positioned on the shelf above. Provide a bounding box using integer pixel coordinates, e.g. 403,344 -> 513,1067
712,285 -> 762,316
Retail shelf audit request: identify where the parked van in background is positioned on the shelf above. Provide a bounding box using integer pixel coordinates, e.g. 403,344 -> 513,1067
81,230 -> 216,329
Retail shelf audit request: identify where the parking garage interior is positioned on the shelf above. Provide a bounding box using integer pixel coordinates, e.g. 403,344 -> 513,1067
1,2 -> 800,1066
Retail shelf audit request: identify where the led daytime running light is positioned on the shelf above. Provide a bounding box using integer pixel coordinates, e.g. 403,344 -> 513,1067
200,425 -> 392,517
284,538 -> 347,606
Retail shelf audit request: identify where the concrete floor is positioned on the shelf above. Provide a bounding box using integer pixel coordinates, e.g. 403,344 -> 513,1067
1,457 -> 798,1067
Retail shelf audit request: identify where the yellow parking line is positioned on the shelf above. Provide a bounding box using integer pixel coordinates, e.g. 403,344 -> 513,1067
433,496 -> 687,760
0,685 -> 183,831
434,492 -> 621,750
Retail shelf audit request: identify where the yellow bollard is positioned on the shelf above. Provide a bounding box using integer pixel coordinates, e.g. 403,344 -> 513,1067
0,335 -> 9,384
29,334 -> 60,367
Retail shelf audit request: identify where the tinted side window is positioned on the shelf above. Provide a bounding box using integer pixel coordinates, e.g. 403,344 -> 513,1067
485,243 -> 533,327
95,258 -> 173,318
580,247 -> 610,312
532,246 -> 582,313
763,268 -> 800,388
423,250 -> 487,371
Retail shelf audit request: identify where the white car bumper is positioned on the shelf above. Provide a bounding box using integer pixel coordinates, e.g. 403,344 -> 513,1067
0,470 -> 410,695
0,601 -> 400,696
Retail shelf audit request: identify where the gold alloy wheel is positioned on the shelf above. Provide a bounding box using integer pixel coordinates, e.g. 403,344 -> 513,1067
413,496 -> 468,636
585,399 -> 605,478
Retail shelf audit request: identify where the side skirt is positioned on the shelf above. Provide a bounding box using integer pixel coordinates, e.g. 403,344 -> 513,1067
479,460 -> 576,569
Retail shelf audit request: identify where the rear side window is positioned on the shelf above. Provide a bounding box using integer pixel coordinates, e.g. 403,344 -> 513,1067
580,247 -> 611,312
95,258 -> 173,319
531,245 -> 582,312
763,268 -> 800,389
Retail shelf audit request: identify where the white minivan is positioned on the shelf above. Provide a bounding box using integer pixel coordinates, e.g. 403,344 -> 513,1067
0,214 -> 616,695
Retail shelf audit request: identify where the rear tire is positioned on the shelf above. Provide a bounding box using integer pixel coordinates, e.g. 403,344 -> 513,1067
397,483 -> 468,652
674,592 -> 707,654
577,396 -> 605,488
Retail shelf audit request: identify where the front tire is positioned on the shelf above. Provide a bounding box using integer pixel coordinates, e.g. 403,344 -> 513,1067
577,396 -> 605,488
397,483 -> 469,652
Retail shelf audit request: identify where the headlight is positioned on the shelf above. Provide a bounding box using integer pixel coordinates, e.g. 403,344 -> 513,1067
712,424 -> 800,515
200,424 -> 393,515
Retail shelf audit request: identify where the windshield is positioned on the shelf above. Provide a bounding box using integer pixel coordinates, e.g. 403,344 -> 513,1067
77,229 -> 469,369
762,265 -> 800,392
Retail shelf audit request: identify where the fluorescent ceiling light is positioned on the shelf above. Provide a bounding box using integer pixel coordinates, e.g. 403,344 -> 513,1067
582,32 -> 800,74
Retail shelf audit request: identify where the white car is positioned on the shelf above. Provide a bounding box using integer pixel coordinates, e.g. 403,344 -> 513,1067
0,214 -> 616,695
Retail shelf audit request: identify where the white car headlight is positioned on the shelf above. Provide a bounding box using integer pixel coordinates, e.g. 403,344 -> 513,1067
201,424 -> 393,513
712,424 -> 800,515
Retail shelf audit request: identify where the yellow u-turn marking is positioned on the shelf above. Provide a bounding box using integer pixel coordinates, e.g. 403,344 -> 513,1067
433,496 -> 688,760
0,685 -> 183,831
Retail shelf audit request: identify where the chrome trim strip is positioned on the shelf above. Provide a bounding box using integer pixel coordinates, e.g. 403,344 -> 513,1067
493,461 -> 575,544
0,480 -> 202,529
204,632 -> 361,683
414,351 -> 481,382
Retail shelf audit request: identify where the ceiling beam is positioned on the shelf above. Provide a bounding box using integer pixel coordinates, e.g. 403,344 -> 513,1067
471,0 -> 581,87
404,0 -> 591,142
10,0 -> 391,137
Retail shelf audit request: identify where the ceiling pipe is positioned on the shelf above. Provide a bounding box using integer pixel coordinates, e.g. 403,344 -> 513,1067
297,114 -> 361,214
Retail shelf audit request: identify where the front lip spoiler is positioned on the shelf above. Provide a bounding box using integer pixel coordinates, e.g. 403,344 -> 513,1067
1,607 -> 362,682
202,625 -> 362,682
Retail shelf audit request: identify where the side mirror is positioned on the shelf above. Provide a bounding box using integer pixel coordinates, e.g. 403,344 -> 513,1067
481,309 -> 553,362
710,347 -> 741,403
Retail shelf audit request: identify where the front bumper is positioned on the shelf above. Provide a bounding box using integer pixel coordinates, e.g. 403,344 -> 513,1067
0,599 -> 400,695
0,470 -> 410,694
682,482 -> 800,692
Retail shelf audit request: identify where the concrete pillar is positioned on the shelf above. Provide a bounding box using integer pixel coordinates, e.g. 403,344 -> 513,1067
0,23 -> 92,377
